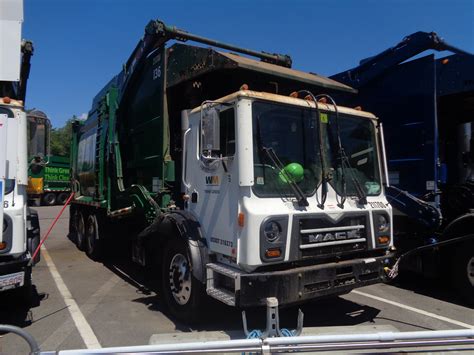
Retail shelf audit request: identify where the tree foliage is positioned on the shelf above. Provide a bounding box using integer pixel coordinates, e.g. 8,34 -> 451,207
50,116 -> 75,157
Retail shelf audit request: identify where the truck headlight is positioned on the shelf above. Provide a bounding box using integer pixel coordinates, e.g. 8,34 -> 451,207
377,215 -> 389,233
264,221 -> 282,242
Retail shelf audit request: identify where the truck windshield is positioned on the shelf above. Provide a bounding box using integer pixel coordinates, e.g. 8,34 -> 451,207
326,113 -> 381,197
252,101 -> 381,198
252,101 -> 322,197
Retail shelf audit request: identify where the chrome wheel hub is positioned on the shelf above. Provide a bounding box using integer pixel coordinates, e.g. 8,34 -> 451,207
168,253 -> 191,305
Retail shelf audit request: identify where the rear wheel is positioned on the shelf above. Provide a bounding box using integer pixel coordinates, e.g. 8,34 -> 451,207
85,214 -> 102,260
75,210 -> 86,251
452,244 -> 474,305
42,193 -> 57,206
57,192 -> 69,205
161,238 -> 204,322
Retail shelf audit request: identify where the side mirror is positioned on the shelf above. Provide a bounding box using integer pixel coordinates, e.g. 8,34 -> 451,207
201,107 -> 220,155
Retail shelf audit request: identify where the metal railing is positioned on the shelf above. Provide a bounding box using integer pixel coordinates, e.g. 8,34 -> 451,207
2,324 -> 474,354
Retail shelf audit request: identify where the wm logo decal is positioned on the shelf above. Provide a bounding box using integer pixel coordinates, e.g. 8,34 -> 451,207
205,176 -> 219,185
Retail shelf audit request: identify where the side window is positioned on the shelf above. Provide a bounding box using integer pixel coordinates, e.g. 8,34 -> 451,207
219,108 -> 235,157
201,107 -> 235,158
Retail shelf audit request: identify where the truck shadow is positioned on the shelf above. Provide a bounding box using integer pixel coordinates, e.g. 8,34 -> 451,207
391,273 -> 473,309
0,285 -> 46,329
99,250 -> 387,332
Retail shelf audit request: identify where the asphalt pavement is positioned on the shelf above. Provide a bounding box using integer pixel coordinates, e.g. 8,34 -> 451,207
0,206 -> 473,354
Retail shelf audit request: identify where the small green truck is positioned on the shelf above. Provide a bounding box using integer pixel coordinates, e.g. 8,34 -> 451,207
27,110 -> 71,205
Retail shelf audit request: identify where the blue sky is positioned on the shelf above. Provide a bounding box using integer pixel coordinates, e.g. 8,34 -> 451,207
23,0 -> 474,128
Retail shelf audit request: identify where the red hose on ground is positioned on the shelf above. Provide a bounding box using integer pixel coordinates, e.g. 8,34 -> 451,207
30,192 -> 75,264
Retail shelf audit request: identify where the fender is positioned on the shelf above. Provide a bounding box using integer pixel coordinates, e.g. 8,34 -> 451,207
165,211 -> 209,284
442,213 -> 474,242
137,210 -> 209,283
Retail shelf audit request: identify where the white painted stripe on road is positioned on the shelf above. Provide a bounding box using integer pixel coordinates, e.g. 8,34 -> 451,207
40,275 -> 119,350
353,290 -> 474,329
42,245 -> 102,349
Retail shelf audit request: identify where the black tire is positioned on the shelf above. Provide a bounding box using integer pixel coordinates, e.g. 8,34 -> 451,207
75,210 -> 87,251
42,193 -> 57,206
161,238 -> 204,323
57,192 -> 69,205
85,214 -> 102,260
452,244 -> 474,305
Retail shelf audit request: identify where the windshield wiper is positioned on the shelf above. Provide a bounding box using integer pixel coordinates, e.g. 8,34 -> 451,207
341,151 -> 367,205
262,147 -> 309,207
297,90 -> 328,209
315,94 -> 347,208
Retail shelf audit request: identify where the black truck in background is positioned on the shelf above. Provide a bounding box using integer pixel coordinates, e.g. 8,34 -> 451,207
332,31 -> 474,302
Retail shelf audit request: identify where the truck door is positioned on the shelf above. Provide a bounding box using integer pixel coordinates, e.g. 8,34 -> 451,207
183,106 -> 239,258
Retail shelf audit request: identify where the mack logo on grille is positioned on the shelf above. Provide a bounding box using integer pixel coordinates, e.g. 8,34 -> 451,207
307,229 -> 361,243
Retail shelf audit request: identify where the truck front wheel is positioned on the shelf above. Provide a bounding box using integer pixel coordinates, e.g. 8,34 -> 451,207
161,238 -> 204,322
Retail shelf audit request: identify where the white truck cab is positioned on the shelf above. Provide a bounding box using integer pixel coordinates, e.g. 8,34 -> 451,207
182,90 -> 394,307
0,98 -> 40,298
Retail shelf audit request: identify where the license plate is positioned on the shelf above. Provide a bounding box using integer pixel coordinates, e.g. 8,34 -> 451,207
0,271 -> 25,291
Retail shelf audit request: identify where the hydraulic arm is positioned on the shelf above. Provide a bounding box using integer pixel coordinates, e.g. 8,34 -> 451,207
332,31 -> 471,88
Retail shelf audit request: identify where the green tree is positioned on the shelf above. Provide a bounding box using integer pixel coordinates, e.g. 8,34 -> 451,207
50,116 -> 75,156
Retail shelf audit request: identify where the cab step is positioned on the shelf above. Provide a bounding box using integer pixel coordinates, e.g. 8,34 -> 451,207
206,263 -> 243,307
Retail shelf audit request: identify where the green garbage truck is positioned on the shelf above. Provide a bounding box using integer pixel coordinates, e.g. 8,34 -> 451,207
69,19 -> 395,321
27,110 -> 71,206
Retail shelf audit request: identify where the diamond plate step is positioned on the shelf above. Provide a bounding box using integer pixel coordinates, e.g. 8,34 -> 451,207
206,287 -> 236,307
206,263 -> 243,279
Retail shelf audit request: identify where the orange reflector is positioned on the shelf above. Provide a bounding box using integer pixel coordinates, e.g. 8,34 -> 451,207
354,106 -> 362,111
442,58 -> 449,65
0,242 -> 7,250
2,97 -> 11,104
317,97 -> 327,104
289,91 -> 298,98
378,235 -> 390,244
240,84 -> 249,91
265,248 -> 281,258
238,213 -> 245,227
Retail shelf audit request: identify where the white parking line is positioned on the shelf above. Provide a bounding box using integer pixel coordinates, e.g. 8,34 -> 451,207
42,245 -> 102,349
353,290 -> 474,329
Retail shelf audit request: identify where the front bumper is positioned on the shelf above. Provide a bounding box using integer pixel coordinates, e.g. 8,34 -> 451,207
236,254 -> 393,307
0,253 -> 31,274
